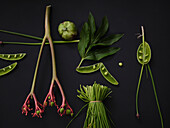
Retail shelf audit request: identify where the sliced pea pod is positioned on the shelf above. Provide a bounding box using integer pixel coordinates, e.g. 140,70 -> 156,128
0,62 -> 17,76
137,41 -> 151,65
0,53 -> 26,61
76,63 -> 101,73
100,63 -> 119,85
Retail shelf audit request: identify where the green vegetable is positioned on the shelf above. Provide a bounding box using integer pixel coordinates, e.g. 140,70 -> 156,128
100,64 -> 118,85
0,53 -> 26,61
0,62 -> 17,76
60,108 -> 64,114
76,62 -> 118,85
66,82 -> 115,128
66,109 -> 71,115
58,21 -> 77,40
77,12 -> 123,85
135,26 -> 164,128
36,110 -> 40,115
118,62 -> 123,67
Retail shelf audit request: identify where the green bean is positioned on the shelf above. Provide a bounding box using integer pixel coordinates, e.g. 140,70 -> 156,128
0,62 -> 17,76
76,63 -> 101,73
100,63 -> 119,85
137,41 -> 151,64
0,53 -> 26,61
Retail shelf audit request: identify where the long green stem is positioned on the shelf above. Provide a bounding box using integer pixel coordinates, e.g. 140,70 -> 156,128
30,37 -> 46,94
147,64 -> 164,128
30,5 -> 50,94
136,64 -> 144,118
0,29 -> 42,41
66,103 -> 89,128
2,40 -> 79,45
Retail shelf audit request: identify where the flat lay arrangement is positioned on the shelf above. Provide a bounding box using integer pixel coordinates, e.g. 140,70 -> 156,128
0,1 -> 168,128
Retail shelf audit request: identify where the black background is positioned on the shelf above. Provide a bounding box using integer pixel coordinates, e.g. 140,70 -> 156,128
0,0 -> 169,128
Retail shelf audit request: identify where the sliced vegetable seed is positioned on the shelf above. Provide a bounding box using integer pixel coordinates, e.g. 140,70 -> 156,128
0,62 -> 17,76
0,53 -> 26,61
76,63 -> 101,73
137,42 -> 151,64
76,62 -> 118,85
100,64 -> 119,85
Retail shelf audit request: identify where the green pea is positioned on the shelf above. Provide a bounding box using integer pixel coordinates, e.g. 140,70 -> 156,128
118,62 -> 123,67
137,42 -> 151,64
71,113 -> 74,117
0,53 -> 26,61
50,102 -> 54,107
0,62 -> 17,76
48,96 -> 51,100
66,109 -> 71,115
76,63 -> 101,73
100,63 -> 119,85
60,108 -> 64,114
28,105 -> 30,108
36,110 -> 40,115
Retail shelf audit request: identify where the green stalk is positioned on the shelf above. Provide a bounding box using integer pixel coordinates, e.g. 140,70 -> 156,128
29,6 -> 51,94
136,64 -> 144,118
2,40 -> 79,45
66,103 -> 89,128
0,29 -> 42,41
30,37 -> 46,94
77,58 -> 85,68
147,64 -> 164,128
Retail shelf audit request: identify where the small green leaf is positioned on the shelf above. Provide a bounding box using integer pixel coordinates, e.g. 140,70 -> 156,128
93,16 -> 109,43
78,22 -> 90,58
88,12 -> 96,42
85,47 -> 120,61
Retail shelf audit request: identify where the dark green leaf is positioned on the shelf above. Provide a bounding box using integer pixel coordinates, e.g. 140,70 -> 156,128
88,12 -> 96,42
93,16 -> 109,43
84,47 -> 120,61
97,34 -> 124,46
78,22 -> 90,58
86,34 -> 124,51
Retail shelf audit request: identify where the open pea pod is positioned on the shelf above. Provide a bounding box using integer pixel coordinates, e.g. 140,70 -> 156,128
76,63 -> 101,73
0,53 -> 26,61
0,62 -> 17,76
100,63 -> 119,85
137,41 -> 151,65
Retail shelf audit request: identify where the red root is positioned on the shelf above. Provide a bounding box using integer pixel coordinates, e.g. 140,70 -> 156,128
22,93 -> 44,118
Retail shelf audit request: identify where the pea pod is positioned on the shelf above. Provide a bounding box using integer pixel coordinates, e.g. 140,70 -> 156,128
0,62 -> 17,76
76,63 -> 101,73
0,53 -> 26,61
137,41 -> 151,64
100,63 -> 119,85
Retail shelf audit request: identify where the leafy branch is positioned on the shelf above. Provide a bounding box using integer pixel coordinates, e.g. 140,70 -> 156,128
77,12 -> 123,85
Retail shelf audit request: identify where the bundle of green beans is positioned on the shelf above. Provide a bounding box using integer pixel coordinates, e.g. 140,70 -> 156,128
67,82 -> 114,128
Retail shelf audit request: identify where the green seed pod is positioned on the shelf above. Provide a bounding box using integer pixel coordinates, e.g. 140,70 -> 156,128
36,110 -> 40,115
66,109 -> 71,115
60,108 -> 64,114
137,41 -> 151,64
58,21 -> 77,40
